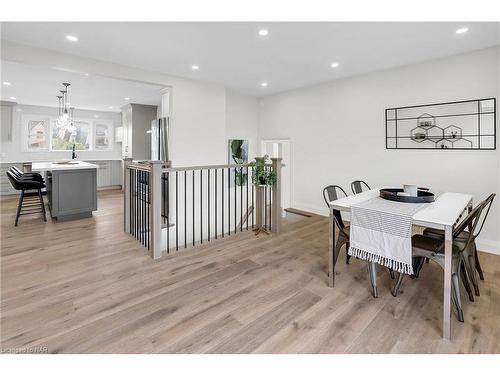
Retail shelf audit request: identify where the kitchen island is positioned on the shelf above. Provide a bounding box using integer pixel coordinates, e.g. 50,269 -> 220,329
32,161 -> 98,222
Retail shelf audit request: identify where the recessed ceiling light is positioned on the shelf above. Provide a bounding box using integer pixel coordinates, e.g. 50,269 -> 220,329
65,35 -> 78,42
330,62 -> 340,68
191,65 -> 200,70
94,115 -> 99,118
260,82 -> 268,87
84,73 -> 90,76
258,29 -> 269,36
3,81 -> 12,86
124,97 -> 130,101
456,27 -> 469,35
9,96 -> 17,100
108,106 -> 113,109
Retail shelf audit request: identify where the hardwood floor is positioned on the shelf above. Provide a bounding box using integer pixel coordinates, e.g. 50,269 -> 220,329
1,190 -> 499,353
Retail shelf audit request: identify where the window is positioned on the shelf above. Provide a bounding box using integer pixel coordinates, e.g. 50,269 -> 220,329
51,119 -> 91,151
23,116 -> 49,151
94,120 -> 113,150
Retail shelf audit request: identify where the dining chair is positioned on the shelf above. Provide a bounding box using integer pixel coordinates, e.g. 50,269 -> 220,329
351,180 -> 371,194
422,193 -> 495,296
6,169 -> 47,226
391,201 -> 485,322
323,185 -> 351,265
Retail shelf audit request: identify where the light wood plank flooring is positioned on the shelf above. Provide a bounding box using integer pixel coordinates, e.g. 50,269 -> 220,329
1,190 -> 499,353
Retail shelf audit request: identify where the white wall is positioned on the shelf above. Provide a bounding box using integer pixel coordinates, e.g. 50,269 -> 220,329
225,90 -> 260,161
1,103 -> 122,162
259,46 -> 500,252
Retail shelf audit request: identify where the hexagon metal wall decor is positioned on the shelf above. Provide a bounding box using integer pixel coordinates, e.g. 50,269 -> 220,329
444,125 -> 462,141
426,125 -> 445,143
417,113 -> 436,128
449,137 -> 473,149
385,98 -> 496,150
410,126 -> 427,142
435,138 -> 453,149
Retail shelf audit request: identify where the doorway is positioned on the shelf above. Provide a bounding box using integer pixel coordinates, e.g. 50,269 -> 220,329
260,139 -> 292,217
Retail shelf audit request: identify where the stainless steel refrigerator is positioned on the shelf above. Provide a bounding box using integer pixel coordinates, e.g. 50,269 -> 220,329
151,117 -> 169,162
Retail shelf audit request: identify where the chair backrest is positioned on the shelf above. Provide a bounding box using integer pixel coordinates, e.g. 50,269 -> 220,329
473,193 -> 496,239
6,170 -> 22,191
351,180 -> 370,194
323,185 -> 348,231
323,185 -> 347,207
10,166 -> 23,179
453,201 -> 485,252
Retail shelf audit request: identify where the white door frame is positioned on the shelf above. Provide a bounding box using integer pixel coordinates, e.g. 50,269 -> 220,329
260,138 -> 293,213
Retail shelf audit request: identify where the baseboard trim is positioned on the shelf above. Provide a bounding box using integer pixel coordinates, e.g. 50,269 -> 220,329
292,203 -> 328,217
476,239 -> 500,256
293,202 -> 500,256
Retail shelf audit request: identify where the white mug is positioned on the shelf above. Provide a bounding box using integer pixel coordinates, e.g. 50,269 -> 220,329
403,184 -> 418,197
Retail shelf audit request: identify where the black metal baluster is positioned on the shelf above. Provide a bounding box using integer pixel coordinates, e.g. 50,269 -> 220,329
200,169 -> 203,244
166,171 -> 170,254
234,168 -> 237,234
162,175 -> 166,224
251,166 -> 254,228
208,168 -> 210,242
215,169 -> 218,240
222,168 -> 224,238
133,169 -> 136,239
129,168 -> 133,236
143,171 -> 146,246
175,171 -> 179,251
146,172 -> 149,250
140,170 -> 143,245
135,169 -> 138,239
264,180 -> 268,230
270,167 -> 273,231
184,170 -> 187,249
246,166 -> 249,231
240,167 -> 243,232
192,170 -> 195,247
137,169 -> 140,242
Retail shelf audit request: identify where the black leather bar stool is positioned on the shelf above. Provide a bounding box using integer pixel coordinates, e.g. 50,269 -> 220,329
6,169 -> 47,226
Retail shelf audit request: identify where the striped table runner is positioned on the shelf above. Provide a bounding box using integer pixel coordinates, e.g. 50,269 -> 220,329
347,197 -> 428,275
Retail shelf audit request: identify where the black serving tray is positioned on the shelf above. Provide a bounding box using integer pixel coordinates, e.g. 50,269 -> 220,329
379,188 -> 435,203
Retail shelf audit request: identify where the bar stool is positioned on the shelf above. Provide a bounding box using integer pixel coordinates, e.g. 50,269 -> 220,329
6,170 -> 47,226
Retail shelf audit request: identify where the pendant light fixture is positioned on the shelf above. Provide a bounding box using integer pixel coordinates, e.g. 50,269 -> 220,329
56,82 -> 74,129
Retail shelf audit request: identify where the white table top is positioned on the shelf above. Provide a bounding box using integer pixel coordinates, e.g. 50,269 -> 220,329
32,161 -> 99,172
330,188 -> 472,229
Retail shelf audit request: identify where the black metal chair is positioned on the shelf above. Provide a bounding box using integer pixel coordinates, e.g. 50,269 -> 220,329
6,169 -> 47,226
422,193 -> 495,296
392,201 -> 484,322
323,185 -> 351,265
351,180 -> 371,194
323,184 -> 394,298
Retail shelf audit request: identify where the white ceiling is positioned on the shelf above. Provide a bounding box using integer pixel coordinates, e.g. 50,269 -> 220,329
1,22 -> 500,96
0,61 -> 164,112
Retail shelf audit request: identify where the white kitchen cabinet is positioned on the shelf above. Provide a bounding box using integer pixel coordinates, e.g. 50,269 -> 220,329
92,161 -> 112,187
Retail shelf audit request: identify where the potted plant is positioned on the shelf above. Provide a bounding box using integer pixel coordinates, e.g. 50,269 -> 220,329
251,155 -> 276,186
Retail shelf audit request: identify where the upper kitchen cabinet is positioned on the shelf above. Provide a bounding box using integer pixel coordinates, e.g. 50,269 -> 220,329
121,103 -> 158,160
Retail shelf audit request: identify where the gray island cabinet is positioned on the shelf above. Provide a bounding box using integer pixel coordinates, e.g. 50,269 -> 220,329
32,161 -> 98,222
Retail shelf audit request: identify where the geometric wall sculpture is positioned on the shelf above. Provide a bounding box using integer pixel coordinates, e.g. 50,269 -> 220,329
386,98 -> 496,150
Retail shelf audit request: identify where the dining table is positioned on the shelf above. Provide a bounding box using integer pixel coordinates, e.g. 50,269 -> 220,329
329,188 -> 473,340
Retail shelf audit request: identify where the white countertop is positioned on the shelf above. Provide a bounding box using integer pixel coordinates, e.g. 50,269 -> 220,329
32,161 -> 99,172
330,187 -> 472,228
